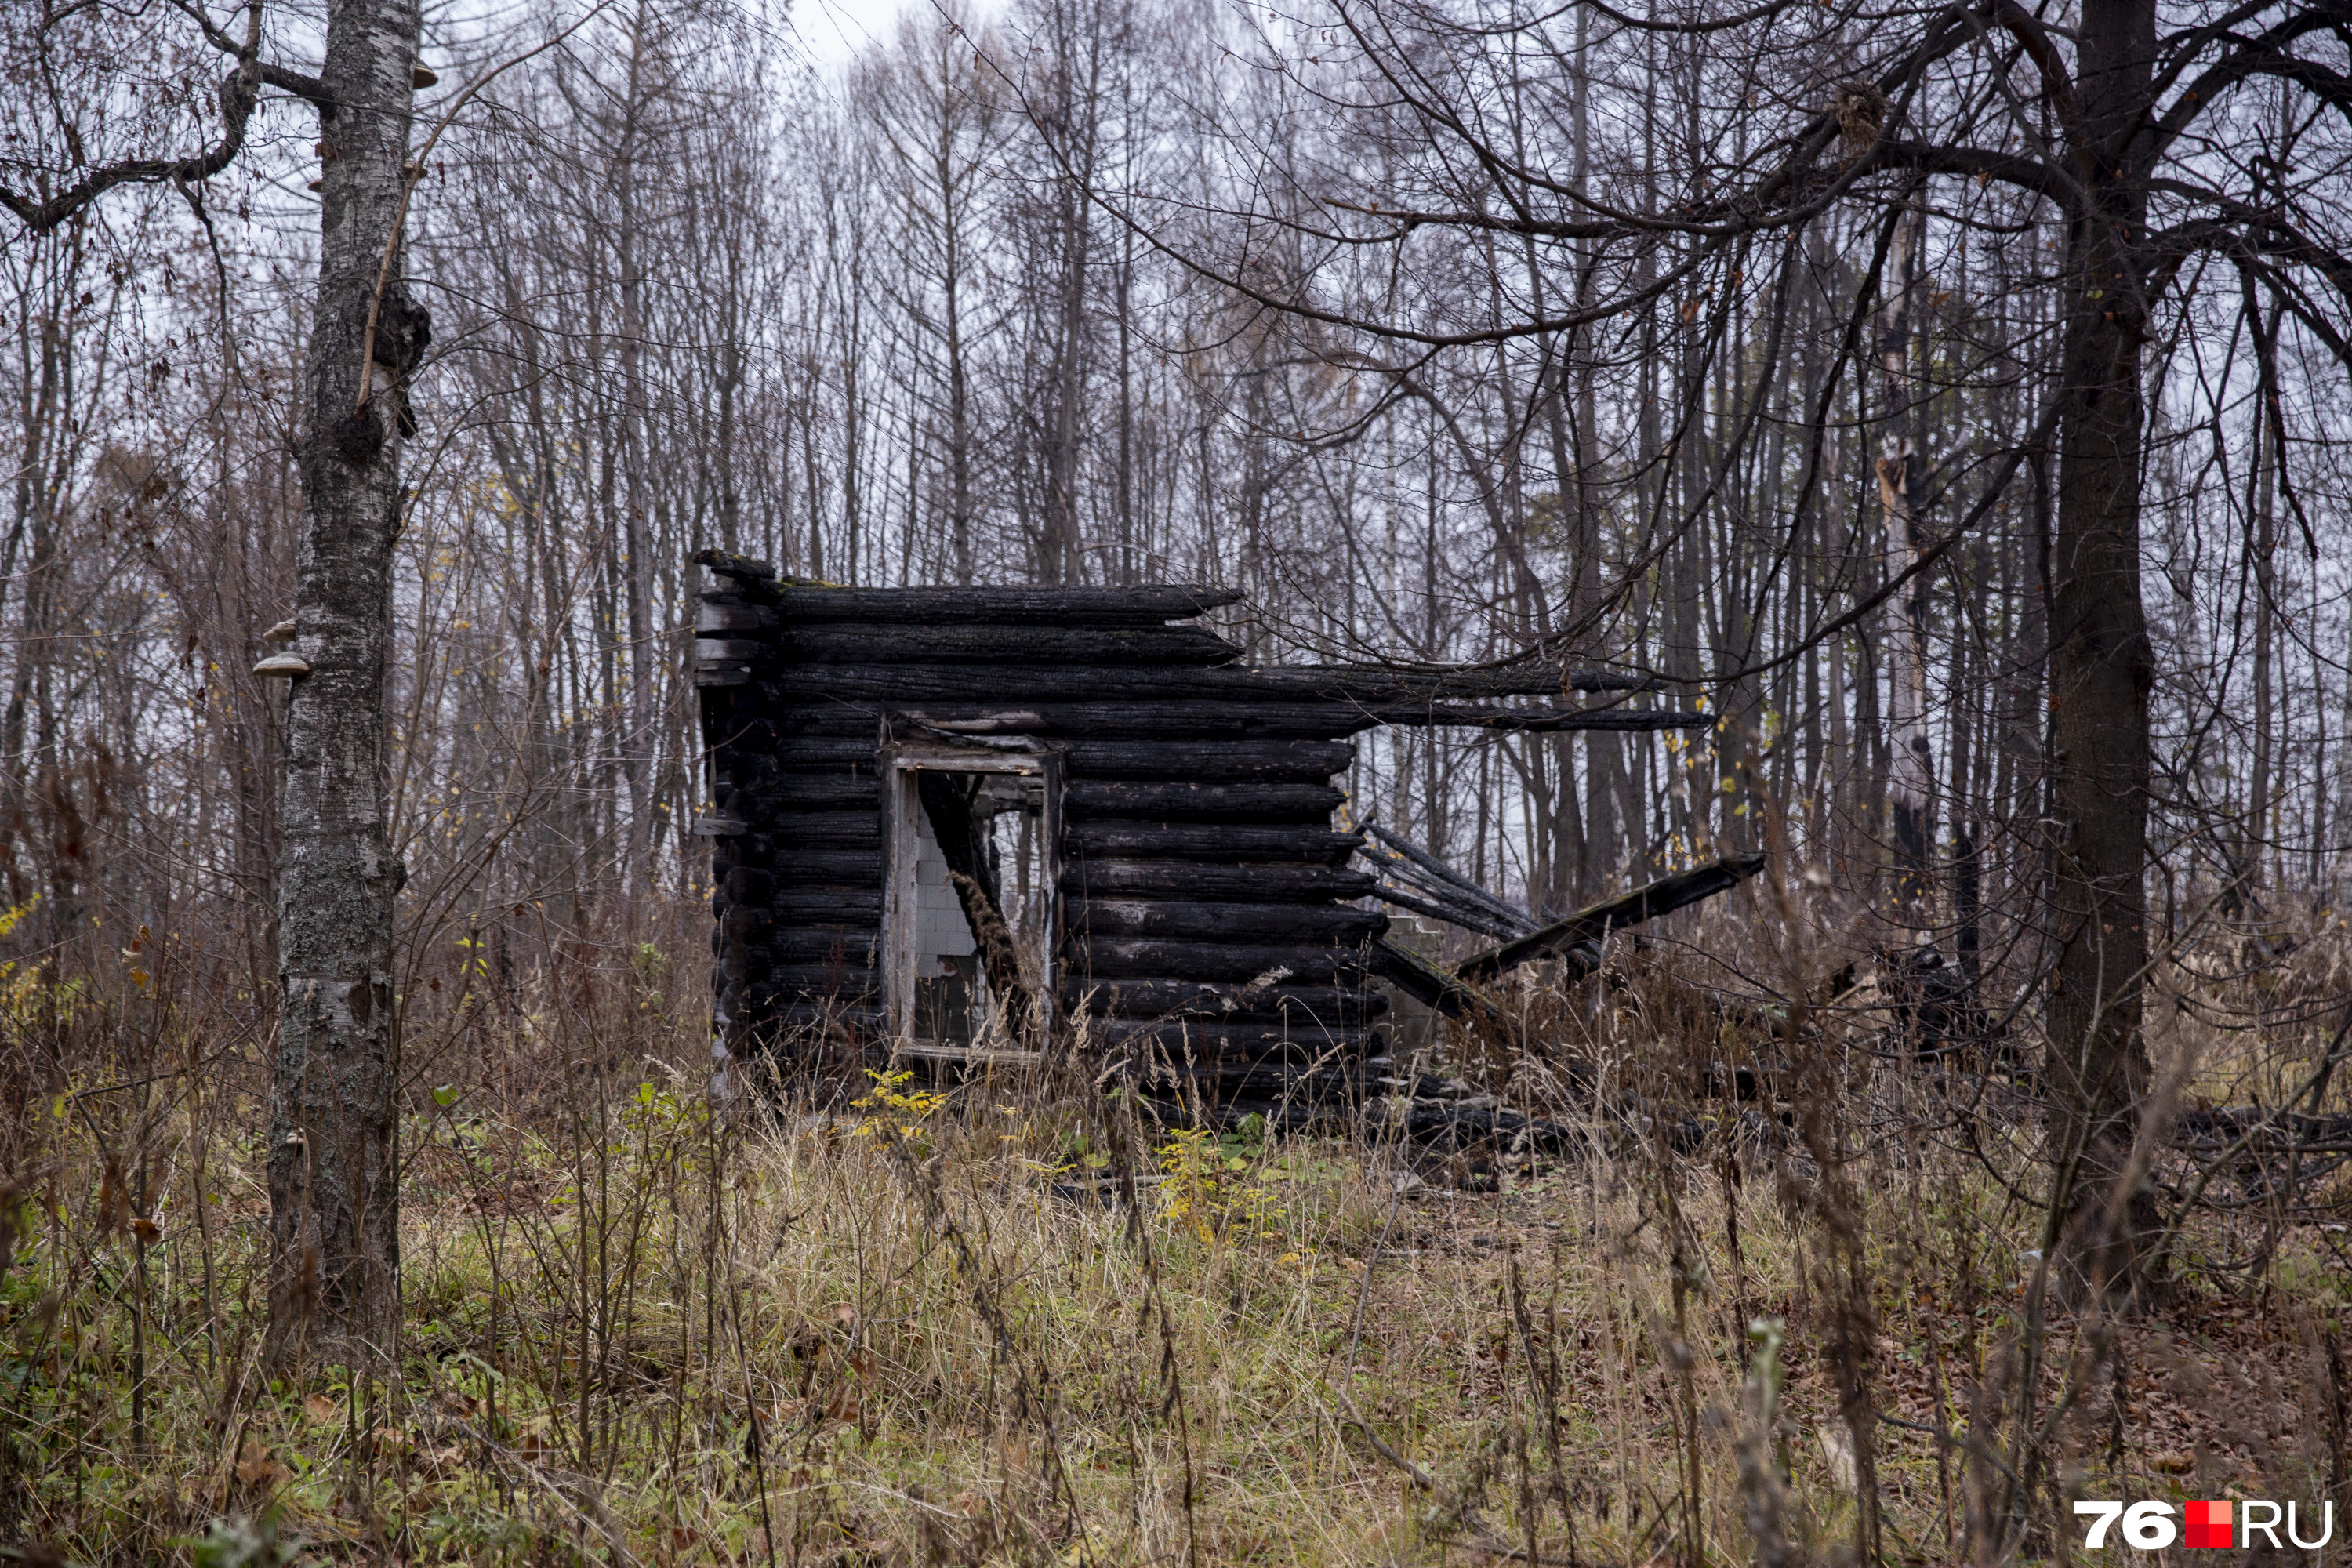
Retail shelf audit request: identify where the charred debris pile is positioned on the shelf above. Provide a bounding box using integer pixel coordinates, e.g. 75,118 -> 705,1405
691,549 -> 1763,1135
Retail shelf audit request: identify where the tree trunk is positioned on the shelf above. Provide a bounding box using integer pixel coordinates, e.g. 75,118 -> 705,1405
1875,198 -> 1935,934
267,0 -> 425,1357
2046,0 -> 2161,1304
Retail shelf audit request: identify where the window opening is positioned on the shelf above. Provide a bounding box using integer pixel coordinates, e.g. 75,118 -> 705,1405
886,752 -> 1055,1047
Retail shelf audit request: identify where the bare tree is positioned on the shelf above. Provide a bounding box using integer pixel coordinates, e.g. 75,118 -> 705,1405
3,0 -> 428,1352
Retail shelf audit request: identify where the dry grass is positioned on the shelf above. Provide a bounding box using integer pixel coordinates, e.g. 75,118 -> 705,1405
4,914 -> 2352,1566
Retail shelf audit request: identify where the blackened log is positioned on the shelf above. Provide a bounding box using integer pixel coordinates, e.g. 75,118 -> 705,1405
776,623 -> 1242,666
775,584 -> 1241,625
1075,939 -> 1371,982
1058,862 -> 1377,903
769,664 -> 1698,723
742,775 -> 880,812
1259,663 -> 1667,701
771,757 -> 881,778
1456,851 -> 1766,980
724,866 -> 775,904
1070,898 -> 1386,944
771,811 -> 884,851
697,602 -> 780,633
777,687 -> 1693,737
1064,739 -> 1354,782
696,637 -> 774,666
694,549 -> 780,584
766,736 -> 891,768
770,664 -> 1298,704
787,702 -> 1369,741
718,947 -> 770,983
1065,822 -> 1363,862
758,656 -> 1704,724
768,931 -> 882,964
720,906 -> 775,942
759,966 -> 881,996
768,890 -> 884,922
1067,978 -> 1386,1022
772,664 -> 1697,710
713,833 -> 776,867
770,852 -> 886,888
1367,703 -> 1707,733
1063,781 -> 1343,822
916,771 -> 1040,1036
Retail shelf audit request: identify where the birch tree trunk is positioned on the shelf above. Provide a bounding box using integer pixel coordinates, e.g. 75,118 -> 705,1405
1875,199 -> 1935,937
267,0 -> 426,1356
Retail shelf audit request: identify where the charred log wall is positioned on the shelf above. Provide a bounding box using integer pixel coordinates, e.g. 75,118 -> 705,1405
692,553 -> 1390,1102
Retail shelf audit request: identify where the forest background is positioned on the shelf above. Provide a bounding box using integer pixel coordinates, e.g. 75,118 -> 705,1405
2,0 -> 2351,1557
1,0 -> 2343,1018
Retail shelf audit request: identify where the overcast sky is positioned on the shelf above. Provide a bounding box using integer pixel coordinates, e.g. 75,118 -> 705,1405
789,0 -> 927,63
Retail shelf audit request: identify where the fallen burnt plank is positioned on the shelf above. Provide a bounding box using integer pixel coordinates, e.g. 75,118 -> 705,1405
1359,818 -> 1535,934
1058,861 -> 1377,903
1065,739 -> 1355,782
775,623 -> 1243,666
1067,978 -> 1385,1022
2174,1108 -> 2352,1145
1063,781 -> 1344,822
1098,1018 -> 1376,1054
1069,898 -> 1387,944
1456,851 -> 1766,979
1129,1060 -> 1370,1097
1362,939 -> 1510,1023
1391,1099 -> 1584,1153
1066,821 -> 1364,862
1375,883 -> 1526,942
773,584 -> 1242,625
1075,939 -> 1370,983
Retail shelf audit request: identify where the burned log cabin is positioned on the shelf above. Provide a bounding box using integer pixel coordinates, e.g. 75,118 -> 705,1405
691,549 -> 1722,1112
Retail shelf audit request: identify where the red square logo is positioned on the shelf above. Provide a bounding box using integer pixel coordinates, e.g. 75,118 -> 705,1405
2186,1500 -> 2233,1549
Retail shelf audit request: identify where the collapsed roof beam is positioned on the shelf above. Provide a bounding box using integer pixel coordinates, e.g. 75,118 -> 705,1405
1364,851 -> 1769,1018
1454,852 -> 1768,981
